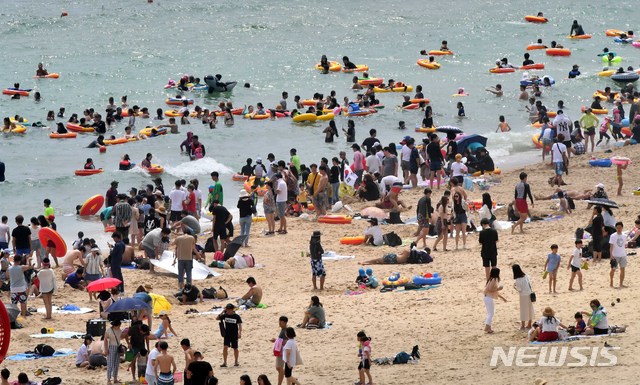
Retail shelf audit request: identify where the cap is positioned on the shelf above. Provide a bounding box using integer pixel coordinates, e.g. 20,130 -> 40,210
84,334 -> 94,341
403,135 -> 412,141
256,157 -> 262,163
225,303 -> 235,309
91,247 -> 100,252
111,180 -> 119,186
239,190 -> 249,198
596,183 -> 604,189
208,185 -> 215,191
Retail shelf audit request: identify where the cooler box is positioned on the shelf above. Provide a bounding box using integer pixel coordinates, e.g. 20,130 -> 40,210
86,319 -> 107,337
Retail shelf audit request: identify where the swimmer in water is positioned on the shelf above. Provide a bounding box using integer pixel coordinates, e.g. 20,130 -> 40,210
522,53 -> 534,66
570,20 -> 585,36
486,84 -> 503,96
496,115 -> 511,132
35,63 -> 48,77
84,158 -> 95,170
342,56 -> 357,70
440,40 -> 450,51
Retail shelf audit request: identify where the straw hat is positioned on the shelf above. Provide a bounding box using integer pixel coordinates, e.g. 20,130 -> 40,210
156,206 -> 166,215
144,284 -> 153,291
542,307 -> 555,317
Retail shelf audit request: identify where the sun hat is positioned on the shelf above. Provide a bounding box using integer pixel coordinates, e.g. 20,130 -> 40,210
542,307 -> 555,317
596,183 -> 604,189
239,190 -> 249,198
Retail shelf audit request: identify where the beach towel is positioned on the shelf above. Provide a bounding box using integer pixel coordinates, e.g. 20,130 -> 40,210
30,331 -> 85,339
321,251 -> 355,261
395,285 -> 441,293
36,306 -> 95,315
529,333 -> 620,344
149,251 -> 221,280
6,348 -> 75,361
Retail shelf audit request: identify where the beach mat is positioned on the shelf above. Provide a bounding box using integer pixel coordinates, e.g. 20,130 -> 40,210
6,349 -> 75,361
30,331 -> 85,339
150,251 -> 221,280
530,333 -> 620,344
322,252 -> 355,261
36,306 -> 94,315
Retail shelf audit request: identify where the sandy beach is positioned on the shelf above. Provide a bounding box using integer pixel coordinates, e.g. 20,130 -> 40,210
3,142 -> 638,385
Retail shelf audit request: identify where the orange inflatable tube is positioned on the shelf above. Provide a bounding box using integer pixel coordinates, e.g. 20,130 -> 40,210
581,106 -> 608,114
66,123 -> 94,133
38,227 -> 67,257
546,48 -> 571,56
49,132 -> 77,139
318,215 -> 352,224
340,236 -> 365,245
524,15 -> 548,23
521,63 -> 545,70
80,194 -> 105,216
75,169 -> 103,177
489,68 -> 515,74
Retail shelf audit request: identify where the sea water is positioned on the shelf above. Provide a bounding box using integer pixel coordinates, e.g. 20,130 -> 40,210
0,0 -> 637,242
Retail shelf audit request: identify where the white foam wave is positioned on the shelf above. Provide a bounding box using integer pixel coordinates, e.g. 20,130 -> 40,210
163,157 -> 233,177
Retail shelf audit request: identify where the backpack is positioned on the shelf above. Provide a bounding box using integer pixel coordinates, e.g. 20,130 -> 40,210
202,287 -> 217,299
393,351 -> 411,364
407,250 -> 433,264
388,211 -> 403,224
34,343 -> 55,357
383,232 -> 402,247
204,237 -> 216,252
575,227 -> 584,241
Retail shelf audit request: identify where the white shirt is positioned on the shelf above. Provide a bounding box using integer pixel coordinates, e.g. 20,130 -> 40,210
609,232 -> 626,257
283,339 -> 299,367
553,114 -> 572,139
379,175 -> 401,194
169,189 -> 186,211
538,317 -> 562,332
364,226 -> 384,246
450,162 -> 467,177
0,223 -> 10,242
542,127 -> 554,140
38,268 -> 57,293
76,343 -> 89,365
146,348 -> 159,377
400,145 -> 412,162
550,142 -> 567,164
366,154 -> 381,174
571,248 -> 582,268
276,179 -> 288,203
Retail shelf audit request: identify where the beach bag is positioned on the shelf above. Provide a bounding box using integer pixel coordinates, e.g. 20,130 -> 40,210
393,351 -> 411,364
213,251 -> 225,261
463,176 -> 474,191
575,227 -> 584,241
34,344 -> 55,357
383,232 -> 402,247
42,378 -> 62,385
527,277 -> 536,303
204,237 -> 216,252
202,288 -> 217,299
388,211 -> 403,224
219,320 -> 226,338
273,337 -> 284,356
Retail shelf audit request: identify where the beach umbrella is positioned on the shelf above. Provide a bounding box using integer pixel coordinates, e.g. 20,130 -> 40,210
223,235 -> 248,259
86,277 -> 122,292
456,134 -> 488,155
149,293 -> 172,316
586,198 -> 619,209
106,297 -> 151,313
435,125 -> 463,134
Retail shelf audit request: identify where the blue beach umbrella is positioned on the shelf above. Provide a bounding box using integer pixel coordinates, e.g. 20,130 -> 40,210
106,297 -> 151,313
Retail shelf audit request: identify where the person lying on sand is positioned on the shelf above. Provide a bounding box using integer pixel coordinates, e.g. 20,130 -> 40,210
362,244 -> 433,265
535,188 -> 592,201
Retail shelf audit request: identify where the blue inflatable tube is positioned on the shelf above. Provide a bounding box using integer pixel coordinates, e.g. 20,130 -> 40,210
589,159 -> 612,167
413,273 -> 442,285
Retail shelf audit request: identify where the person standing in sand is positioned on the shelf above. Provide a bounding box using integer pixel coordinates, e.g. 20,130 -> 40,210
104,320 -> 122,385
512,172 -> 534,234
180,338 -> 195,385
314,165 -> 329,219
271,316 -> 289,385
154,341 -> 177,385
483,267 -> 507,334
217,303 -> 243,367
609,222 -> 628,288
512,264 -> 534,330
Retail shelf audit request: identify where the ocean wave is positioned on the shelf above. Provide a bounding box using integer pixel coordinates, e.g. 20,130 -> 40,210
163,156 -> 233,177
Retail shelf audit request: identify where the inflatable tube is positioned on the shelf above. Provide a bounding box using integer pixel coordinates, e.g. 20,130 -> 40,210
318,215 -> 352,224
525,15 -> 547,23
598,69 -> 615,77
232,174 -> 248,181
9,125 -> 26,134
580,106 -> 608,114
593,90 -> 619,100
614,37 -> 633,44
252,216 -> 266,222
139,126 -> 167,137
103,138 -> 128,145
346,109 -> 374,117
358,78 -> 384,86
471,168 -> 501,177
413,273 -> 442,285
601,56 -> 622,64
0,300 -> 11,363
416,59 -> 440,69
489,68 -> 515,74
633,41 -> 640,48
382,277 -> 410,286
34,73 -> 60,79
621,127 -> 631,137
38,227 -> 67,257
410,98 -> 430,104
568,34 -> 592,39
49,132 -> 77,139
415,126 -> 436,133
292,113 -> 318,123
317,113 -> 335,121
546,111 -> 557,118
105,225 -> 116,233
428,50 -> 453,56
606,29 -> 625,37
611,72 -> 639,83
611,156 -> 631,165
526,44 -> 547,51
213,108 -> 243,117
203,78 -> 238,92
546,48 -> 571,56
144,164 -> 164,174
165,98 -> 193,106
373,85 -> 414,93
244,113 -> 269,120
301,100 -> 319,106
79,194 -> 105,216
2,89 -> 29,96
165,110 -> 197,117
521,63 -> 545,70
339,236 -> 365,245
589,159 -> 612,167
402,103 -> 420,110
315,61 -> 341,72
66,123 -> 94,133
342,64 -> 368,73
74,169 -> 103,177
468,200 -> 496,210
275,111 -> 291,118
532,133 -> 544,149
244,176 -> 268,196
